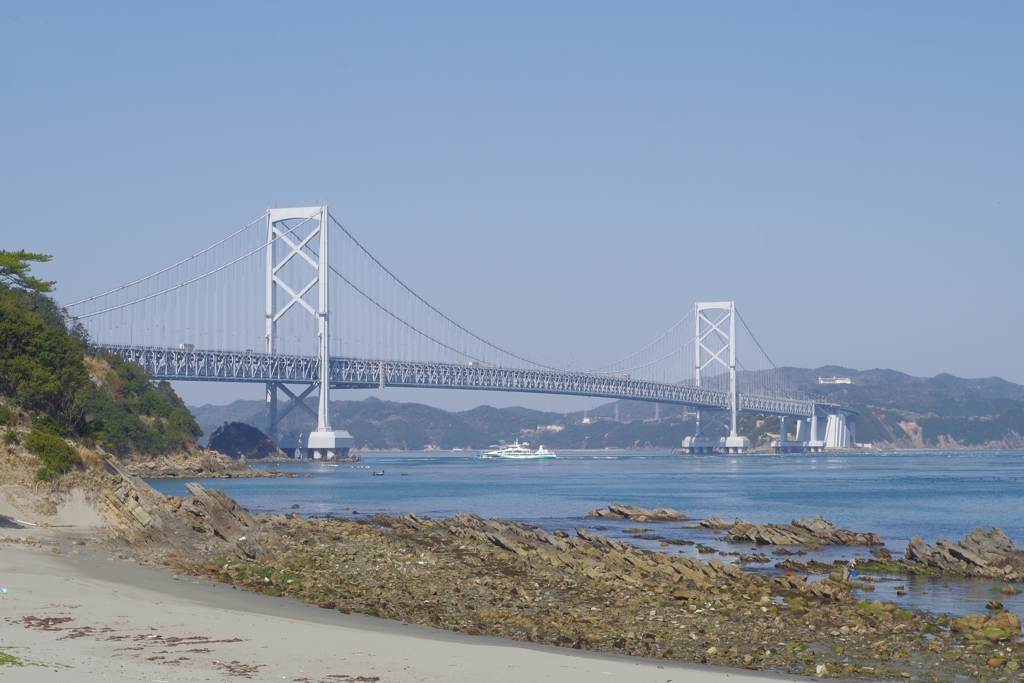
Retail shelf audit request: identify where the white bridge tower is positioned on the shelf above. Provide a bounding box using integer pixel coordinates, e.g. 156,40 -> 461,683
681,302 -> 749,454
265,205 -> 354,459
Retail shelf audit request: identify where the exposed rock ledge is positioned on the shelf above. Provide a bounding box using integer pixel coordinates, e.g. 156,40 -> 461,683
109,449 -> 295,479
904,527 -> 1024,581
97,459 -> 272,562
701,515 -> 885,547
587,504 -> 690,522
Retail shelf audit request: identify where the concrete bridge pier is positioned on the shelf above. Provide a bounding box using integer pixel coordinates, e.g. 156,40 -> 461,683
680,434 -> 717,454
806,413 -> 825,452
794,419 -> 807,442
824,413 -> 850,449
722,435 -> 749,454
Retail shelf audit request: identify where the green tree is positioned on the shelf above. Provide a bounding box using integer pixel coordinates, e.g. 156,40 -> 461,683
24,425 -> 82,476
0,251 -> 55,293
0,287 -> 89,425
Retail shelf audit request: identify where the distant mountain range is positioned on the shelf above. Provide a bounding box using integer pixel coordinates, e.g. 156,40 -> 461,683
189,367 -> 1024,451
192,396 -> 696,451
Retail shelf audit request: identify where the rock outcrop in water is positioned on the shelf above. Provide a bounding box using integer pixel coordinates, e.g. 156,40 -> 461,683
701,515 -> 884,547
903,527 -> 1024,580
586,504 -> 689,521
699,517 -> 735,530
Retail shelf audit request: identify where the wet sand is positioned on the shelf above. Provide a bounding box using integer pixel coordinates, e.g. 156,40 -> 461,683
0,527 -> 803,683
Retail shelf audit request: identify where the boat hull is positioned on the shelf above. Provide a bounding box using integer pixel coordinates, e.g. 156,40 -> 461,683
476,440 -> 557,459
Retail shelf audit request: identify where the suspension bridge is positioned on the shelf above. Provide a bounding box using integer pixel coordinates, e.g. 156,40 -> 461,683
65,206 -> 856,457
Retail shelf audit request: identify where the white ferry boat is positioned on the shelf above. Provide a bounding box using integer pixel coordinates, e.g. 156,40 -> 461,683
477,441 -> 556,460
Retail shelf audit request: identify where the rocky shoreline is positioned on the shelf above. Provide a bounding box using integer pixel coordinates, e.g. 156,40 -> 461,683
80,468 -> 1024,680
107,449 -> 302,479
4,430 -> 1022,681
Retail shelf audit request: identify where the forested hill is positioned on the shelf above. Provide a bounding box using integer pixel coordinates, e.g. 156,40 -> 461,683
0,250 -> 203,478
192,365 -> 1024,451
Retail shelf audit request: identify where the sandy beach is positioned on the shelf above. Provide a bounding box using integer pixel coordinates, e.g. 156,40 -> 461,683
0,523 -> 799,683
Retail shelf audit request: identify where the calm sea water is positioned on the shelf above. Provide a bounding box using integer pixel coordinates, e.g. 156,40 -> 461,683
148,450 -> 1024,618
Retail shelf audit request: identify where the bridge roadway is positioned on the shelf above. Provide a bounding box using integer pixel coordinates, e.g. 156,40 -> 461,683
99,344 -> 834,419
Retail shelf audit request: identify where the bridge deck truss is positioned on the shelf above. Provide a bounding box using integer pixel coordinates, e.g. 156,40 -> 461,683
101,344 -> 821,418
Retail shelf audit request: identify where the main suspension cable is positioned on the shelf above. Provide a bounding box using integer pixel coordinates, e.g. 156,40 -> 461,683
329,213 -> 561,370
66,213 -> 268,307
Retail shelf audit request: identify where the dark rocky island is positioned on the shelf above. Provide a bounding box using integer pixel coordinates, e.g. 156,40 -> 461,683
208,421 -> 289,460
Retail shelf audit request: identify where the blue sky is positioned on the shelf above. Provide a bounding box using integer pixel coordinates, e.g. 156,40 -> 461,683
2,2 -> 1022,410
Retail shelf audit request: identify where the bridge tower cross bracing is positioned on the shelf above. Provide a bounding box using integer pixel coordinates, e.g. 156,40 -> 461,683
264,205 -> 353,459
690,301 -> 749,454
